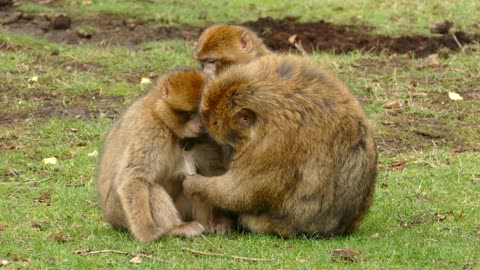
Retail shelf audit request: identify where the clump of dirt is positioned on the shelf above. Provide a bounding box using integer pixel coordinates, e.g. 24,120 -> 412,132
1,6 -> 479,56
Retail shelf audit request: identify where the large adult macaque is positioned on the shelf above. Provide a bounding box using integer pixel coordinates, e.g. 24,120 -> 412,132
96,70 -> 230,242
193,24 -> 271,78
183,54 -> 377,237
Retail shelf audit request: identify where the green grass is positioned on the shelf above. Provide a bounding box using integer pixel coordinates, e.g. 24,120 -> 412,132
1,0 -> 480,269
19,0 -> 480,34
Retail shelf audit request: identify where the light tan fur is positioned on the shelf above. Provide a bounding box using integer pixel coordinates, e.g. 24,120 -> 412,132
183,55 -> 377,238
194,24 -> 271,77
96,70 -> 231,242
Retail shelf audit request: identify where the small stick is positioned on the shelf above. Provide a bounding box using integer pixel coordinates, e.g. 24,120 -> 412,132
201,235 -> 224,254
74,249 -> 161,262
182,247 -> 272,262
294,40 -> 307,55
451,33 -> 464,50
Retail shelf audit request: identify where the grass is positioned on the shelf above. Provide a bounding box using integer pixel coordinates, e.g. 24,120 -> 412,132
1,0 -> 480,269
18,0 -> 480,34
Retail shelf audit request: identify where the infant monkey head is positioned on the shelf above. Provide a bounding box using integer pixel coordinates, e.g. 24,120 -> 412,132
155,70 -> 206,138
193,24 -> 271,78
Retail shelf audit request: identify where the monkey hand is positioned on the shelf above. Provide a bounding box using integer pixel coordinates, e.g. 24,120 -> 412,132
183,174 -> 208,199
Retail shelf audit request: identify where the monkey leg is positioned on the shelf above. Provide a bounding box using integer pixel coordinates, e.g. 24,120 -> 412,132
174,192 -> 193,221
191,200 -> 213,229
117,179 -> 164,242
176,191 -> 233,234
240,214 -> 296,237
102,189 -> 129,229
150,185 -> 205,238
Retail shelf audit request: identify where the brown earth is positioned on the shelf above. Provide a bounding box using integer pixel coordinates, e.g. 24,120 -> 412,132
1,6 -> 479,56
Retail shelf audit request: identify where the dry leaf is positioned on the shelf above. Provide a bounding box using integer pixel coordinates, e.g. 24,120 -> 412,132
410,92 -> 427,98
288,34 -> 297,44
27,76 -> 39,84
42,157 -> 58,165
475,230 -> 480,235
331,247 -> 362,262
425,54 -> 441,67
70,127 -> 78,132
1,260 -> 8,266
370,233 -> 380,239
416,54 -> 441,69
296,258 -> 307,263
0,223 -> 6,231
49,231 -> 72,243
448,91 -> 463,101
73,249 -> 89,255
32,221 -> 50,230
140,77 -> 152,85
384,100 -> 402,109
35,190 -> 52,203
68,151 -> 76,158
10,253 -> 30,262
130,255 -> 143,264
391,161 -> 406,170
429,20 -> 453,34
88,150 -> 98,157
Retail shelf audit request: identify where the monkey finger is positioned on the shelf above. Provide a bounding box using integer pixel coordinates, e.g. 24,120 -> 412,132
168,221 -> 205,238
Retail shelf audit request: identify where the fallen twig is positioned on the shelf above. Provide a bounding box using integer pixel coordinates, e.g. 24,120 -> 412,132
451,33 -> 465,50
293,40 -> 307,55
182,247 -> 272,262
73,249 -> 164,262
201,235 -> 224,253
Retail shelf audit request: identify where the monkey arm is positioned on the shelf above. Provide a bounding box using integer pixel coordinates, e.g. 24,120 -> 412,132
183,173 -> 267,213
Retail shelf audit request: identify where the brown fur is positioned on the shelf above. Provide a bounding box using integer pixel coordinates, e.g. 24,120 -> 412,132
183,54 -> 377,237
96,70 -> 231,242
194,24 -> 271,77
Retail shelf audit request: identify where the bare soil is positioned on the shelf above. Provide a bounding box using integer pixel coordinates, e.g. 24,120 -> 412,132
1,6 -> 479,56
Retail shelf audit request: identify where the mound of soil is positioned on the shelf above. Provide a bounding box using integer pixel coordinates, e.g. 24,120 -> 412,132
1,5 -> 479,57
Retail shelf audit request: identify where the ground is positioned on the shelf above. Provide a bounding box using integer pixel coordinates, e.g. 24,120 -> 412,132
0,1 -> 479,268
1,3 -> 479,156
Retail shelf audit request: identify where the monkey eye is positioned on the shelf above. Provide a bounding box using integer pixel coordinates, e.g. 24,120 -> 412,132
175,110 -> 195,119
213,119 -> 219,126
204,59 -> 216,64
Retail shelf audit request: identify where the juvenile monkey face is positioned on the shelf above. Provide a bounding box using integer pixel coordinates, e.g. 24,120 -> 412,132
183,113 -> 205,138
200,60 -> 218,79
198,58 -> 233,79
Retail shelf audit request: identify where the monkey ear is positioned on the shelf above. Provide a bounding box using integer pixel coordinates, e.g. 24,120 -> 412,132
240,32 -> 253,52
160,80 -> 172,99
235,109 -> 255,127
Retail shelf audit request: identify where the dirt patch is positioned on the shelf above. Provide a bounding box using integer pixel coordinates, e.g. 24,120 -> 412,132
246,17 -> 479,57
1,6 -> 479,56
0,87 -> 123,125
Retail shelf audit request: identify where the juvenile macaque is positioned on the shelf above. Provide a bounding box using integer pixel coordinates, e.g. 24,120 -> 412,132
96,70 -> 230,242
193,24 -> 271,77
183,54 -> 377,237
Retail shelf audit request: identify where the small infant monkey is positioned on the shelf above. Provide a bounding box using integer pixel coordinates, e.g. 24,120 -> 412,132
96,69 -> 229,242
194,24 -> 271,77
184,54 -> 377,238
